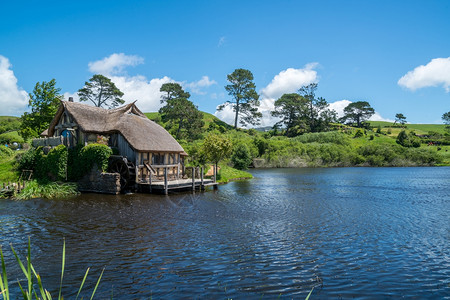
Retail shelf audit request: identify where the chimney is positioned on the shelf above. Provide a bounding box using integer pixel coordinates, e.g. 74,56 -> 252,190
68,97 -> 73,102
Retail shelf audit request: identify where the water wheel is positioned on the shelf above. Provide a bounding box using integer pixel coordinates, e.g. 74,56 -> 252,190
108,156 -> 136,191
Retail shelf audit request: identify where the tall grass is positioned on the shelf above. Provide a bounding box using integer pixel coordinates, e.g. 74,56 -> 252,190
0,238 -> 103,300
15,180 -> 79,200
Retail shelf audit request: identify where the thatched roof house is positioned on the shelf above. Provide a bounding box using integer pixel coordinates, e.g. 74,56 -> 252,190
43,100 -> 187,185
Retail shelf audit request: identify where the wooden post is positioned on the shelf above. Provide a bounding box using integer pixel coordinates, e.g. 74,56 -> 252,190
200,167 -> 204,190
164,167 -> 168,195
191,167 -> 195,192
213,164 -> 216,183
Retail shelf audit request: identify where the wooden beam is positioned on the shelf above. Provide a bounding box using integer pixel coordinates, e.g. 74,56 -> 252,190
191,167 -> 195,193
164,167 -> 168,195
200,167 -> 204,191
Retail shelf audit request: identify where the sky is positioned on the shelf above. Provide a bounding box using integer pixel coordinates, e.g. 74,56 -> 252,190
1,0 -> 449,126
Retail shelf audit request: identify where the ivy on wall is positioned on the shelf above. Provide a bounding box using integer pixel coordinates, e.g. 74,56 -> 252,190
18,143 -> 112,182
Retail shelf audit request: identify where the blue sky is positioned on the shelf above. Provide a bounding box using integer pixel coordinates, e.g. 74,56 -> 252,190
1,0 -> 449,125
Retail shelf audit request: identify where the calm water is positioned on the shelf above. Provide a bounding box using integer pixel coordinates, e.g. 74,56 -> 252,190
0,167 -> 449,299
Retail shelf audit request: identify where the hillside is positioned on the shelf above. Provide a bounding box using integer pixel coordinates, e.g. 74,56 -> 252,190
367,121 -> 447,135
0,116 -> 23,144
144,111 -> 233,131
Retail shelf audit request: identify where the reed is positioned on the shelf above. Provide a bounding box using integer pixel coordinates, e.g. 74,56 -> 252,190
15,180 -> 79,200
0,238 -> 103,300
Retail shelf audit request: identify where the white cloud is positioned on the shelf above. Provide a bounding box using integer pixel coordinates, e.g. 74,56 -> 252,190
109,75 -> 173,112
398,57 -> 450,92
328,100 -> 352,118
368,112 -> 394,122
260,63 -> 318,99
185,76 -> 217,95
214,103 -> 235,126
88,53 -> 144,75
0,55 -> 28,116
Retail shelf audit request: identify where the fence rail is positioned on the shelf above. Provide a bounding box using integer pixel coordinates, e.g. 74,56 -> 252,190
32,136 -> 63,147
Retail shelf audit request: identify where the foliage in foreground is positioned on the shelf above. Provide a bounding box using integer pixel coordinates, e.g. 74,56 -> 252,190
0,238 -> 103,300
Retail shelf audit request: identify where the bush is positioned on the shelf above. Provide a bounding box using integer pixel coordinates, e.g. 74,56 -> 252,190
68,144 -> 112,180
253,136 -> 268,157
295,131 -> 350,145
396,130 -> 420,148
354,129 -> 364,138
0,145 -> 14,158
231,143 -> 253,170
33,145 -> 68,181
16,148 -> 37,172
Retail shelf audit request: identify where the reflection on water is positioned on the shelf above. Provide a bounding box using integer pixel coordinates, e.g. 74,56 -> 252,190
0,167 -> 449,299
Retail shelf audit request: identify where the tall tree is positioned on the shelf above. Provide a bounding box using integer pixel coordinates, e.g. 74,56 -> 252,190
298,83 -> 336,132
340,101 -> 375,128
394,113 -> 407,126
19,79 -> 62,140
271,93 -> 309,136
218,68 -> 262,129
443,111 -> 450,132
159,83 -> 204,140
78,74 -> 124,109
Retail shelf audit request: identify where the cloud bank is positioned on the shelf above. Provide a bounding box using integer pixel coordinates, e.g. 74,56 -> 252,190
398,57 -> 450,92
0,55 -> 28,116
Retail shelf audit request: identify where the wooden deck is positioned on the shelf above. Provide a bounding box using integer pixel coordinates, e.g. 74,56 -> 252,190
137,178 -> 218,194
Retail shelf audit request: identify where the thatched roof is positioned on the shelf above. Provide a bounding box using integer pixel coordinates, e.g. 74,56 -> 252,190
48,101 -> 185,153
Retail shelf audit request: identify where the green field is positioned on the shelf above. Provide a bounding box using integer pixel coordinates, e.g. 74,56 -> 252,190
368,121 -> 447,135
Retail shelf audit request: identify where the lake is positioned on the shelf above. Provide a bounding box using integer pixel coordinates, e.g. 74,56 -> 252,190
1,167 -> 449,299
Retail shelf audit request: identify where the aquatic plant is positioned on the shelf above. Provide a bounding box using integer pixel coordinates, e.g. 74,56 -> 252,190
0,238 -> 103,300
15,180 -> 79,200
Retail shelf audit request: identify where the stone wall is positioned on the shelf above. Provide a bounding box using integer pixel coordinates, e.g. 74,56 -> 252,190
78,166 -> 121,194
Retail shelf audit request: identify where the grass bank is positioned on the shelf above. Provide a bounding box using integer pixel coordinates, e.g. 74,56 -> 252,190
15,180 -> 79,199
217,164 -> 253,183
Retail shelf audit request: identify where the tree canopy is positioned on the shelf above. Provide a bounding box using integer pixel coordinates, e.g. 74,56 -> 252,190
443,111 -> 450,132
298,83 -> 336,132
340,101 -> 375,127
271,93 -> 309,136
78,74 -> 124,109
218,68 -> 262,129
159,83 -> 204,140
19,79 -> 62,140
201,133 -> 232,167
395,113 -> 407,125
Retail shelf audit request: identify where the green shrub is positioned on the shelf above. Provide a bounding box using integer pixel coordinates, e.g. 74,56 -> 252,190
358,144 -> 403,166
0,145 -> 14,158
295,131 -> 350,145
16,147 -> 37,172
396,130 -> 420,148
253,136 -> 268,157
354,129 -> 364,138
68,144 -> 112,180
34,145 -> 68,181
231,143 -> 253,170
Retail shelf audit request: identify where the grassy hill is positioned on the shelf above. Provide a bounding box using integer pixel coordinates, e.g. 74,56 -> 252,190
367,121 -> 447,135
0,116 -> 23,144
144,111 -> 233,131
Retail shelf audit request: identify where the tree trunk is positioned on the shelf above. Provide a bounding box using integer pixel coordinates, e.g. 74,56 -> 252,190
234,100 -> 239,129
